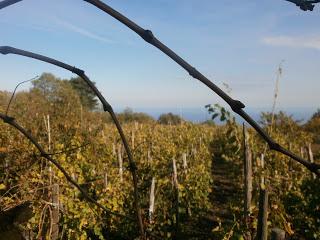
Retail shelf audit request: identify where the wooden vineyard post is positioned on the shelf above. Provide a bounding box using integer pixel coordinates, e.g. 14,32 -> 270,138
172,158 -> 180,239
172,158 -> 178,188
300,146 -> 305,159
131,130 -> 135,149
149,177 -> 156,222
182,152 -> 191,217
307,143 -> 316,179
118,144 -> 123,182
260,153 -> 265,188
182,153 -> 187,172
271,228 -> 285,240
51,183 -> 60,240
44,114 -> 59,240
104,165 -> 108,189
243,124 -> 252,227
256,188 -> 268,240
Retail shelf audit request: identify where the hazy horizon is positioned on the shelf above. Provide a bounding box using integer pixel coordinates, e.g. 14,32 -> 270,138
113,106 -> 317,123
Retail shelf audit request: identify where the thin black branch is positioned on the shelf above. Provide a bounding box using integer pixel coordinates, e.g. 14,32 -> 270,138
83,0 -> 319,178
0,112 -> 132,220
6,75 -> 39,115
0,0 -> 21,9
0,46 -> 145,236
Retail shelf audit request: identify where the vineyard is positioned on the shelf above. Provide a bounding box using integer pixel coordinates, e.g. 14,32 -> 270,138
1,1 -> 320,239
0,75 -> 319,239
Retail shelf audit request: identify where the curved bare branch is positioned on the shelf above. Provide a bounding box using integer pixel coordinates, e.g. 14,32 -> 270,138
82,0 -> 319,178
6,75 -> 39,115
0,0 -> 21,9
0,46 -> 145,236
0,112 -> 132,220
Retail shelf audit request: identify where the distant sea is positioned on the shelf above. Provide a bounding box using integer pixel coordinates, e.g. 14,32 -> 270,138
114,107 -> 317,124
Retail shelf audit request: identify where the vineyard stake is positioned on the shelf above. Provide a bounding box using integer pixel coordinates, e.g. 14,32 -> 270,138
172,158 -> 180,239
307,143 -> 316,179
118,144 -> 123,182
149,177 -> 156,222
182,153 -> 188,172
271,228 -> 286,240
51,183 -> 59,240
243,124 -> 252,228
256,188 -> 268,240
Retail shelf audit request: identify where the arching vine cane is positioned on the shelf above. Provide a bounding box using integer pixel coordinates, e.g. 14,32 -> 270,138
81,0 -> 320,177
0,0 -> 21,9
0,46 -> 145,237
0,112 -> 132,220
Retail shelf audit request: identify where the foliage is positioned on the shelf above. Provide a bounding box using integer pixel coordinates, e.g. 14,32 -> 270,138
206,104 -> 318,239
284,177 -> 320,239
117,107 -> 155,124
0,83 -> 213,239
69,77 -> 98,110
0,75 -> 319,239
304,108 -> 320,144
158,112 -> 184,125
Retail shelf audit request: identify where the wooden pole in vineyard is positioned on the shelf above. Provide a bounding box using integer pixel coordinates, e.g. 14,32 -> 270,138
172,158 -> 180,239
307,143 -> 316,179
182,152 -> 191,217
118,144 -> 123,182
260,153 -> 265,188
271,228 -> 285,240
51,183 -> 59,240
256,188 -> 268,240
104,164 -> 108,189
149,177 -> 156,222
44,115 -> 59,240
300,146 -> 305,159
182,153 -> 187,172
243,124 -> 252,226
131,130 -> 135,149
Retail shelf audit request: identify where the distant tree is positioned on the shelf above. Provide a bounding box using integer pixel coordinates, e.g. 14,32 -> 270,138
260,111 -> 300,130
69,77 -> 98,110
117,107 -> 155,123
304,109 -> 320,144
158,112 -> 183,125
311,109 -> 320,120
31,73 -> 80,107
30,73 -> 83,128
201,119 -> 215,126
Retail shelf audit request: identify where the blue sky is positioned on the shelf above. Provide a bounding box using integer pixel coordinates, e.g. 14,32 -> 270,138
0,0 -> 320,113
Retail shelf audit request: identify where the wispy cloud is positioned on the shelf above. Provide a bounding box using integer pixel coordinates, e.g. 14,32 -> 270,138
262,35 -> 320,50
53,18 -> 113,44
